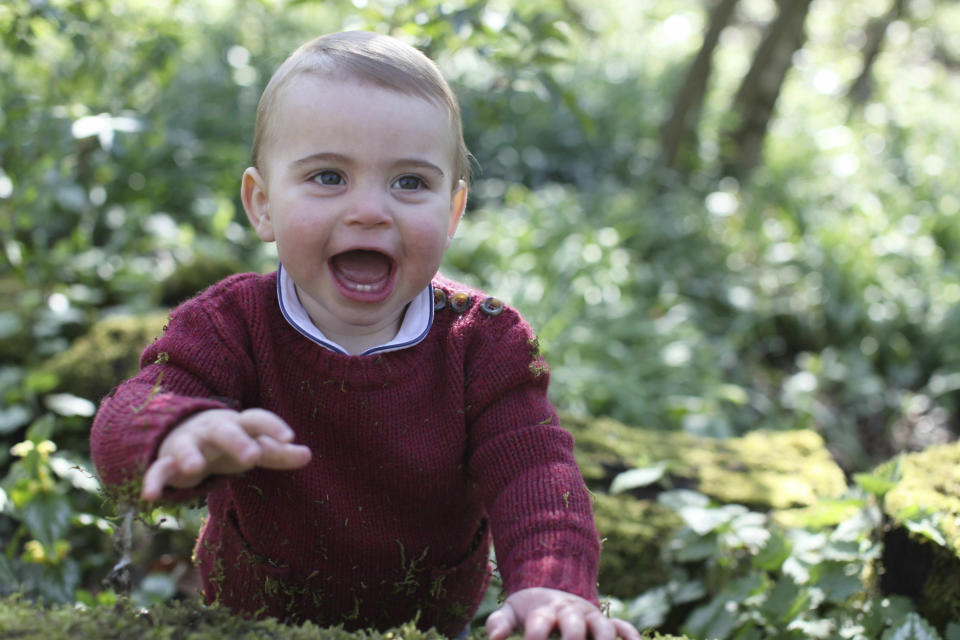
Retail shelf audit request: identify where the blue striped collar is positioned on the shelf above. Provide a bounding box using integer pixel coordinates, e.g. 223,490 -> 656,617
276,263 -> 433,356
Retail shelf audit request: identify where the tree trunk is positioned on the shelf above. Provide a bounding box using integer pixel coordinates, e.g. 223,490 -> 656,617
848,0 -> 908,106
660,0 -> 741,171
722,0 -> 815,178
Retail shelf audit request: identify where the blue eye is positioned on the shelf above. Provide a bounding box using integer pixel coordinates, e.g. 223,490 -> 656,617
393,175 -> 424,190
313,170 -> 344,185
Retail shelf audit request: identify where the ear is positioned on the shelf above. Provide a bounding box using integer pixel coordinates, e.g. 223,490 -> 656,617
445,180 -> 468,248
241,167 -> 275,242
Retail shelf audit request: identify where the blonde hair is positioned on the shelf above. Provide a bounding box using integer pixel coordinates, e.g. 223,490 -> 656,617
251,30 -> 471,187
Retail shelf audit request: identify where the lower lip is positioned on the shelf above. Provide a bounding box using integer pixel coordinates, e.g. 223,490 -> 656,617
329,266 -> 396,303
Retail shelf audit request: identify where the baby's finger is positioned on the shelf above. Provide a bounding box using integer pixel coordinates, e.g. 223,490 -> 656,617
557,607 -> 587,640
611,618 -> 641,640
485,604 -> 518,640
256,436 -> 312,469
202,421 -> 262,468
584,612 -> 615,640
522,608 -> 558,640
141,456 -> 177,501
236,408 -> 295,442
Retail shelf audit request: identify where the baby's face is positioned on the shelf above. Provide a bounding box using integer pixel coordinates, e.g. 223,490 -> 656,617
244,74 -> 466,348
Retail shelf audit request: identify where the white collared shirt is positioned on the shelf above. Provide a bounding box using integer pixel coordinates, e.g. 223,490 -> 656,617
275,263 -> 434,356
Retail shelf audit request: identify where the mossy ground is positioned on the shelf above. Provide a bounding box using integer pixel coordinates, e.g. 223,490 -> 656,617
0,595 -> 687,640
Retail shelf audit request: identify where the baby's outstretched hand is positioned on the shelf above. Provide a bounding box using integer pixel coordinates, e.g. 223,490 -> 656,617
141,408 -> 312,501
486,587 -> 640,640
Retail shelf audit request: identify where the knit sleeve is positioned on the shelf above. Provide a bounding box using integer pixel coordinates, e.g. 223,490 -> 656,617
463,309 -> 600,605
89,279 -> 259,505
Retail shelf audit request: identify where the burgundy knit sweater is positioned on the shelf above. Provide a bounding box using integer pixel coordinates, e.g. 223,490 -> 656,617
90,271 -> 600,635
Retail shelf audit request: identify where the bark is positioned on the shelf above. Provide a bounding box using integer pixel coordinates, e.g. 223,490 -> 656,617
848,0 -> 908,105
722,0 -> 815,178
660,0 -> 741,170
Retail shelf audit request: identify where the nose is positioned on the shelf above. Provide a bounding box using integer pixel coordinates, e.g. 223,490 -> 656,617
343,186 -> 392,229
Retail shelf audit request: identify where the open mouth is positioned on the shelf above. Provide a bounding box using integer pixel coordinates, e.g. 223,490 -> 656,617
329,249 -> 397,301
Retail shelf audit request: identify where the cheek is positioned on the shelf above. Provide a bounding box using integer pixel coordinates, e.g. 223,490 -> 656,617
404,217 -> 451,256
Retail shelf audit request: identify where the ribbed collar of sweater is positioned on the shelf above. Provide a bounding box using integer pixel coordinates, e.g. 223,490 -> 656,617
275,262 -> 433,356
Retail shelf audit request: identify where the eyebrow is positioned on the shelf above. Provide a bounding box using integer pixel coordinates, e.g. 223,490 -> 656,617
289,152 -> 445,177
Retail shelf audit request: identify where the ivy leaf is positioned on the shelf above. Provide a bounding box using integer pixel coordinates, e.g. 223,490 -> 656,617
609,463 -> 666,495
881,613 -> 942,640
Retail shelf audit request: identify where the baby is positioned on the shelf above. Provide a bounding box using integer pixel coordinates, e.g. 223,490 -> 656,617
91,30 -> 639,640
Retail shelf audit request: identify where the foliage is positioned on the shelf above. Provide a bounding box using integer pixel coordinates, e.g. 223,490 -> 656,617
1,0 -> 960,635
605,481 -> 960,639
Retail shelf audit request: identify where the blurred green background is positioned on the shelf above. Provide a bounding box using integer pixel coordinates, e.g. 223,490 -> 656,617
1,0 -> 959,632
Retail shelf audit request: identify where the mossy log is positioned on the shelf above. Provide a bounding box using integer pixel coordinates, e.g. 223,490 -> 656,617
877,441 -> 960,628
561,414 -> 847,599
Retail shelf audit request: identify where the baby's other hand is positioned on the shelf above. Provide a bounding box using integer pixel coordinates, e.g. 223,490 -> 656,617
141,408 -> 312,501
486,587 -> 640,640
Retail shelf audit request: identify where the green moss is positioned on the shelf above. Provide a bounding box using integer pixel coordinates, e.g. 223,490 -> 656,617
155,254 -> 245,308
880,441 -> 960,628
564,414 -> 846,509
883,442 -> 960,555
40,312 -> 168,402
0,595 -> 688,640
593,493 -> 681,599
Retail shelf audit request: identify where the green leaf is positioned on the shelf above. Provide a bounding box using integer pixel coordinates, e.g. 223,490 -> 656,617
679,504 -> 746,535
25,414 -> 55,441
881,613 -> 942,640
609,463 -> 666,494
624,586 -> 671,629
854,471 -> 899,498
753,528 -> 793,571
21,491 -> 72,548
0,555 -> 17,594
810,561 -> 865,604
0,405 -> 31,434
901,510 -> 947,547
44,393 -> 96,417
683,594 -> 739,640
760,575 -> 809,624
683,574 -> 766,639
855,457 -> 903,498
23,369 -> 58,394
668,576 -> 707,605
658,489 -> 710,511
0,311 -> 22,339
945,622 -> 960,640
670,529 -> 719,562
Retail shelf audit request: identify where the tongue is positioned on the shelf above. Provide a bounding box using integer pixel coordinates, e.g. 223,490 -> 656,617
331,250 -> 392,284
